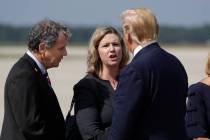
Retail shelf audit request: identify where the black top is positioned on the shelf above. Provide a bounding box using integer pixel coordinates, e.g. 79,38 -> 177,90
186,82 -> 210,138
73,74 -> 114,140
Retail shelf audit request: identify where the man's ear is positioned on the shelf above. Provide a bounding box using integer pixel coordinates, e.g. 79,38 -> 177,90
124,31 -> 134,52
127,32 -> 132,44
38,42 -> 46,54
124,31 -> 132,44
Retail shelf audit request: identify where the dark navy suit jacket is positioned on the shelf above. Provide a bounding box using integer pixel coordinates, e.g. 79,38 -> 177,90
108,43 -> 189,140
0,54 -> 65,140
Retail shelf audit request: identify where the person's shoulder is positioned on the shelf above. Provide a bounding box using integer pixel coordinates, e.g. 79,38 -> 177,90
8,56 -> 35,77
188,82 -> 208,97
6,60 -> 38,89
73,73 -> 98,89
200,77 -> 210,86
190,77 -> 210,90
189,82 -> 203,91
78,73 -> 97,83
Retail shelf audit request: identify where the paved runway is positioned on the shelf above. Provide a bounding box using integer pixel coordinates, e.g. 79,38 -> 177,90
0,44 -> 209,133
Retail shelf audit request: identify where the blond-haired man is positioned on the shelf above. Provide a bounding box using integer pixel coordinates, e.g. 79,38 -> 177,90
108,8 -> 189,140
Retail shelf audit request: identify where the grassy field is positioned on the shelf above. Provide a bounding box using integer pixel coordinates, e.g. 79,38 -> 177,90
0,44 -> 210,132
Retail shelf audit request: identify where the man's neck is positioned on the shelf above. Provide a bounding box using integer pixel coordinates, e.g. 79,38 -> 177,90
27,50 -> 46,74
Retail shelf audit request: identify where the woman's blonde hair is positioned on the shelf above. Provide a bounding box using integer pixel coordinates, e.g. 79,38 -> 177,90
121,7 -> 159,44
87,26 -> 129,75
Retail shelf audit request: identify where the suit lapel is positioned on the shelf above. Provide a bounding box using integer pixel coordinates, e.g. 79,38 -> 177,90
21,53 -> 64,121
21,53 -> 54,92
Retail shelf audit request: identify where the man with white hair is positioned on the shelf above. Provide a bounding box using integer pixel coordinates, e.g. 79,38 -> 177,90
108,8 -> 189,140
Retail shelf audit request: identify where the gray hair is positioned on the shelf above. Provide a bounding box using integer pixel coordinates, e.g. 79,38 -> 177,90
28,19 -> 70,51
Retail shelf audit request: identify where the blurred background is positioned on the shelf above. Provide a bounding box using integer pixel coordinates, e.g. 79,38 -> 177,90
0,0 -> 210,133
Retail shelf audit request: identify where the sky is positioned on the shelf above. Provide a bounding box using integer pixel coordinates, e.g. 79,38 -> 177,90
0,0 -> 210,27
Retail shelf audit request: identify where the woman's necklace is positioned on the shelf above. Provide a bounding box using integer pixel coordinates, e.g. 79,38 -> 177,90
110,80 -> 118,90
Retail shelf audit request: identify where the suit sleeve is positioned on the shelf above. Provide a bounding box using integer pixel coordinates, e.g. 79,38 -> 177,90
7,70 -> 50,140
108,66 -> 146,140
74,78 -> 109,140
185,86 -> 208,138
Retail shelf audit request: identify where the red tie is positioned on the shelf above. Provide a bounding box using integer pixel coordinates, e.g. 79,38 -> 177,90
44,72 -> 51,86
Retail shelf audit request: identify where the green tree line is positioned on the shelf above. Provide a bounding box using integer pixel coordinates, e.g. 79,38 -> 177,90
0,24 -> 210,45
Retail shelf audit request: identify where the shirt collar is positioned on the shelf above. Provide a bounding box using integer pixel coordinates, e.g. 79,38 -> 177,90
26,50 -> 46,74
133,40 -> 157,56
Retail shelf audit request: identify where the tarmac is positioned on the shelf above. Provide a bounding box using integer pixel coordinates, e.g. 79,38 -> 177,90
0,44 -> 209,133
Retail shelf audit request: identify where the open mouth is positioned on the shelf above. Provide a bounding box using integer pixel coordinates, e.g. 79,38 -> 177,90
109,54 -> 117,58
